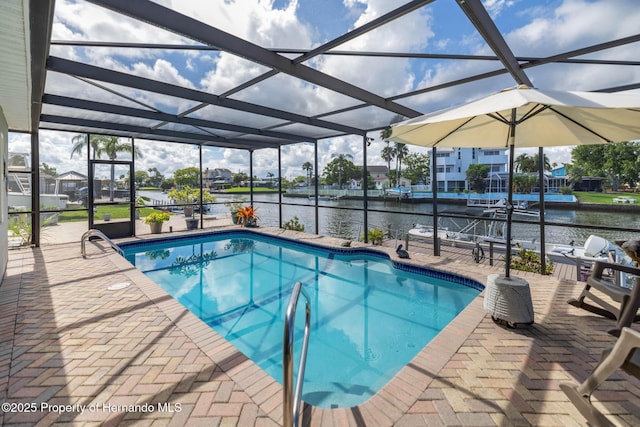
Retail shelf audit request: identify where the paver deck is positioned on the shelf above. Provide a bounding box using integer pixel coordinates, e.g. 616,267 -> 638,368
1,225 -> 639,426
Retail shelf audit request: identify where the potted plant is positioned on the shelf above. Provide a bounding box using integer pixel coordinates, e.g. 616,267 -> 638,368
225,197 -> 247,224
135,195 -> 151,220
144,211 -> 171,234
236,205 -> 260,227
168,186 -> 216,218
168,186 -> 216,230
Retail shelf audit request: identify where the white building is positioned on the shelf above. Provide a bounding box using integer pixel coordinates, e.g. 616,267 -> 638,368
431,148 -> 508,192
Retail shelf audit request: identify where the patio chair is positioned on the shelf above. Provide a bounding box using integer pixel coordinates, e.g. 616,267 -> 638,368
560,327 -> 640,427
567,260 -> 640,335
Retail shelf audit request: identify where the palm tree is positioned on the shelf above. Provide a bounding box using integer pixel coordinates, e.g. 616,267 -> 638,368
513,153 -> 532,173
394,143 -> 409,187
381,144 -> 394,184
331,153 -> 354,189
70,134 -> 100,159
380,115 -> 405,187
302,161 -> 313,187
532,153 -> 552,172
71,134 -> 142,201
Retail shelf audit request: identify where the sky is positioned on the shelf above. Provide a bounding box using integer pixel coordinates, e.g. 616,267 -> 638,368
8,0 -> 640,180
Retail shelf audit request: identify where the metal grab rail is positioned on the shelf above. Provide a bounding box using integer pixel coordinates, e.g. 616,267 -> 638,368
81,229 -> 121,258
283,281 -> 311,427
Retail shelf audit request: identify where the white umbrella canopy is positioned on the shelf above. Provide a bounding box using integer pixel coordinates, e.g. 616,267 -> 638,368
389,85 -> 640,278
390,85 -> 640,148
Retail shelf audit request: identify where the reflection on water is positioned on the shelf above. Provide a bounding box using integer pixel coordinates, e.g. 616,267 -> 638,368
150,191 -> 640,246
325,209 -> 359,239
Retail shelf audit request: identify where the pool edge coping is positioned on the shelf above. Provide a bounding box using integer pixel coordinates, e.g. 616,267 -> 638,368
107,226 -> 490,425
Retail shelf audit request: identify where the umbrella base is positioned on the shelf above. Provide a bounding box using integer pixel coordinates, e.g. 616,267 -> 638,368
484,274 -> 534,327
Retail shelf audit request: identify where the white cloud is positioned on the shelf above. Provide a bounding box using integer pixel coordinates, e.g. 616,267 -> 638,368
482,0 -> 516,19
17,0 -> 639,179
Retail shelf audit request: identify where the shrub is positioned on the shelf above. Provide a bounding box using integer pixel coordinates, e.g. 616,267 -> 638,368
282,216 -> 305,231
559,186 -> 573,195
362,227 -> 385,245
510,246 -> 554,274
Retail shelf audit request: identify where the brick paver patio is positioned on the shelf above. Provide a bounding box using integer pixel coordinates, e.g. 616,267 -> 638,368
1,227 -> 639,426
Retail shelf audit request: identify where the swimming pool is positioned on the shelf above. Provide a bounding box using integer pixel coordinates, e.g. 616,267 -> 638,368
120,231 -> 482,408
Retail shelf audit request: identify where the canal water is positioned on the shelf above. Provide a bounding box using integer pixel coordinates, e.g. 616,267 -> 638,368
140,191 -> 640,246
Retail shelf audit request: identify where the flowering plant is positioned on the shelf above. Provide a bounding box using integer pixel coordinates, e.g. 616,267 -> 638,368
144,211 -> 171,224
236,205 -> 260,227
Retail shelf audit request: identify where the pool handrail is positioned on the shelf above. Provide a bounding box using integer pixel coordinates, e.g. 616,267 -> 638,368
283,281 -> 311,427
81,229 -> 121,258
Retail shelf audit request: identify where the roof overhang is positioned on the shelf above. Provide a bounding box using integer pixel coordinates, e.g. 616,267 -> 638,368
0,0 -> 54,133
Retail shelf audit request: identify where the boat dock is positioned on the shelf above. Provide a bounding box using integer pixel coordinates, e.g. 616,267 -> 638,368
384,233 -> 594,283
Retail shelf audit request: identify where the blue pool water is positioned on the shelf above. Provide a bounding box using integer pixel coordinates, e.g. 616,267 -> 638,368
120,231 -> 482,408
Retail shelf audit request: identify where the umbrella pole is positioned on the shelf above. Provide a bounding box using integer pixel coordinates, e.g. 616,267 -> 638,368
538,147 -> 547,274
505,111 -> 516,278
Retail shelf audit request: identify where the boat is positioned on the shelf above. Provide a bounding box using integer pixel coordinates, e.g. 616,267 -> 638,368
386,187 -> 412,198
547,235 -> 629,265
8,152 -> 69,211
408,224 -> 450,240
308,194 -> 344,201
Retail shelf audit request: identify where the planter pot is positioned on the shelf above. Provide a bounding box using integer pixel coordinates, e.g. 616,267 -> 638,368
231,212 -> 239,224
149,222 -> 163,234
185,218 -> 199,230
184,206 -> 194,217
103,214 -> 111,221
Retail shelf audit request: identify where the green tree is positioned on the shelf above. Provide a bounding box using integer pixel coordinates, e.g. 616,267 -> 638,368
135,170 -> 150,187
513,174 -> 538,193
381,144 -> 394,183
572,142 -> 640,190
161,177 -> 174,191
466,164 -> 489,192
147,167 -> 164,188
532,153 -> 552,172
173,167 -> 200,187
402,153 -> 430,185
514,153 -> 535,173
71,134 -> 142,201
40,163 -> 57,177
567,164 -> 586,189
393,143 -> 409,186
70,134 -> 99,159
302,161 -> 313,187
233,172 -> 249,186
323,153 -> 357,188
380,115 -> 404,186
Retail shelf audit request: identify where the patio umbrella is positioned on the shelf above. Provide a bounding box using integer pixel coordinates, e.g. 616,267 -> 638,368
389,85 -> 640,278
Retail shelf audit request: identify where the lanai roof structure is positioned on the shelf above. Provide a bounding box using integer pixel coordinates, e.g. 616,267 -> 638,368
3,0 -> 640,150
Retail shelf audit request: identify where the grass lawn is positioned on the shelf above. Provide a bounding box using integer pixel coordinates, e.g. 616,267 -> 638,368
58,206 -> 158,222
574,192 -> 639,204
